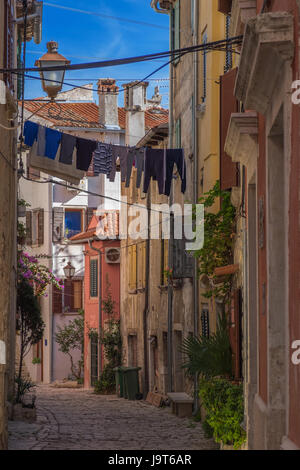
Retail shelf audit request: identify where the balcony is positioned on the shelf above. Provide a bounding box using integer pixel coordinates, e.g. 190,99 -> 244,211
234,12 -> 294,115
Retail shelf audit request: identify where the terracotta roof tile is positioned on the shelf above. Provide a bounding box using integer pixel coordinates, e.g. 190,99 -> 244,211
22,101 -> 168,130
70,211 -> 119,242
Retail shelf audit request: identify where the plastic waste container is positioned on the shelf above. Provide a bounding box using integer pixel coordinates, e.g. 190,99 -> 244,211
113,366 -> 126,398
123,367 -> 141,400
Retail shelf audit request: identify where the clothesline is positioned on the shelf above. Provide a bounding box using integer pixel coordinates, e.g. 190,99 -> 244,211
23,120 -> 186,196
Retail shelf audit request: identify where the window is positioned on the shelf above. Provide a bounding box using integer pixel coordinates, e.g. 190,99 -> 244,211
90,259 -> 98,298
171,1 -> 180,65
4,1 -> 14,91
53,280 -> 83,313
64,209 -> 82,239
25,209 -> 44,247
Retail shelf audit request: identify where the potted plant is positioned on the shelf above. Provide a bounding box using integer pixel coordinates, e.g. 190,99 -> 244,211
17,222 -> 27,246
18,199 -> 30,218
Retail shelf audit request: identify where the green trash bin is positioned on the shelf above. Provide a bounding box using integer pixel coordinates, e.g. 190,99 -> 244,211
113,366 -> 126,398
123,367 -> 141,400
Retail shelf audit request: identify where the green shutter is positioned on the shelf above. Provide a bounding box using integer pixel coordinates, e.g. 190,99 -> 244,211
172,1 -> 180,65
90,259 -> 98,298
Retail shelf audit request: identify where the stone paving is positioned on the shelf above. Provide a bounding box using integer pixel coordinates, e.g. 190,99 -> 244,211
8,385 -> 219,450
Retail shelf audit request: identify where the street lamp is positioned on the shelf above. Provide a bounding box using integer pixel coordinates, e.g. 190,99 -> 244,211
35,41 -> 70,100
63,261 -> 75,279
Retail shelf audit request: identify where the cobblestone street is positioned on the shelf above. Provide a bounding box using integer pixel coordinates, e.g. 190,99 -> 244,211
8,385 -> 218,450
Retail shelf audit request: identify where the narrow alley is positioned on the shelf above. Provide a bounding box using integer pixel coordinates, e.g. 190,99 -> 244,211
8,386 -> 218,451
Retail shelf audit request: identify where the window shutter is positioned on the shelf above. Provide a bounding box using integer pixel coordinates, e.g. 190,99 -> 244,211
142,242 -> 146,288
53,207 -> 64,243
73,280 -> 83,310
53,285 -> 62,313
25,210 -> 32,246
172,236 -> 193,279
220,67 -> 239,190
129,244 -> 137,291
90,259 -> 98,298
64,279 -> 74,311
38,209 -> 44,246
171,1 -> 180,64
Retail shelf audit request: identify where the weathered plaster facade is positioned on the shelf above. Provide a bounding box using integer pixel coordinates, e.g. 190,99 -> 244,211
224,0 -> 300,450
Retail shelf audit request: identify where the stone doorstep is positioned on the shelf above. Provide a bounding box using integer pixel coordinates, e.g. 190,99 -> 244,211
167,392 -> 194,418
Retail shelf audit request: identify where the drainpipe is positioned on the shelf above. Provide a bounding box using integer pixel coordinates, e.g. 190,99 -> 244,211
143,190 -> 151,397
192,0 -> 199,414
168,9 -> 174,393
88,240 -> 103,377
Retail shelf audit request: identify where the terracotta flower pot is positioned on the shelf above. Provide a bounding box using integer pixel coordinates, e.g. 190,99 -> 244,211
214,264 -> 239,277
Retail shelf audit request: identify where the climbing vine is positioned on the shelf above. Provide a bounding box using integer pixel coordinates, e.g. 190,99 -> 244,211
193,181 -> 236,303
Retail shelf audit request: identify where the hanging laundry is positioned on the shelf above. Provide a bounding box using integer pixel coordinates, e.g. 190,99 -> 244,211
164,149 -> 186,196
111,145 -> 128,183
143,148 -> 165,195
135,148 -> 146,189
93,142 -> 113,177
125,148 -> 136,188
76,137 -> 97,171
23,121 -> 38,147
59,133 -> 76,165
37,125 -> 46,157
45,128 -> 62,160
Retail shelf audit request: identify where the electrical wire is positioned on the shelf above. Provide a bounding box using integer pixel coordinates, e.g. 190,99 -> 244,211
21,174 -> 177,216
0,36 -> 243,74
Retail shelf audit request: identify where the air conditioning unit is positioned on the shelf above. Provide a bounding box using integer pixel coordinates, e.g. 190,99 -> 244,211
105,247 -> 121,264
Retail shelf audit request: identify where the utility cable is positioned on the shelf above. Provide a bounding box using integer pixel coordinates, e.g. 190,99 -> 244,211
21,174 -> 178,216
0,36 -> 243,74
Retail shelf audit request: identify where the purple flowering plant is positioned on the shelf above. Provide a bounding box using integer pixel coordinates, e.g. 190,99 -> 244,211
18,251 -> 64,297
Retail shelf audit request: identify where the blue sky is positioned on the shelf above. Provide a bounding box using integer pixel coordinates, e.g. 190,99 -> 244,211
25,0 -> 170,106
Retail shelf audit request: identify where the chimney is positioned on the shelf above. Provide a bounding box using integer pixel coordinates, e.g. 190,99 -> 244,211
97,79 -> 120,129
122,81 -> 149,146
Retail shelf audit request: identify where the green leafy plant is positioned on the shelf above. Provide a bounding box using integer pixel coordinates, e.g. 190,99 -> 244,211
199,377 -> 246,449
16,278 -> 45,403
94,276 -> 122,394
193,181 -> 236,302
17,221 -> 27,244
14,376 -> 36,404
55,310 -> 84,381
181,313 -> 232,379
18,199 -> 31,208
32,357 -> 41,365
